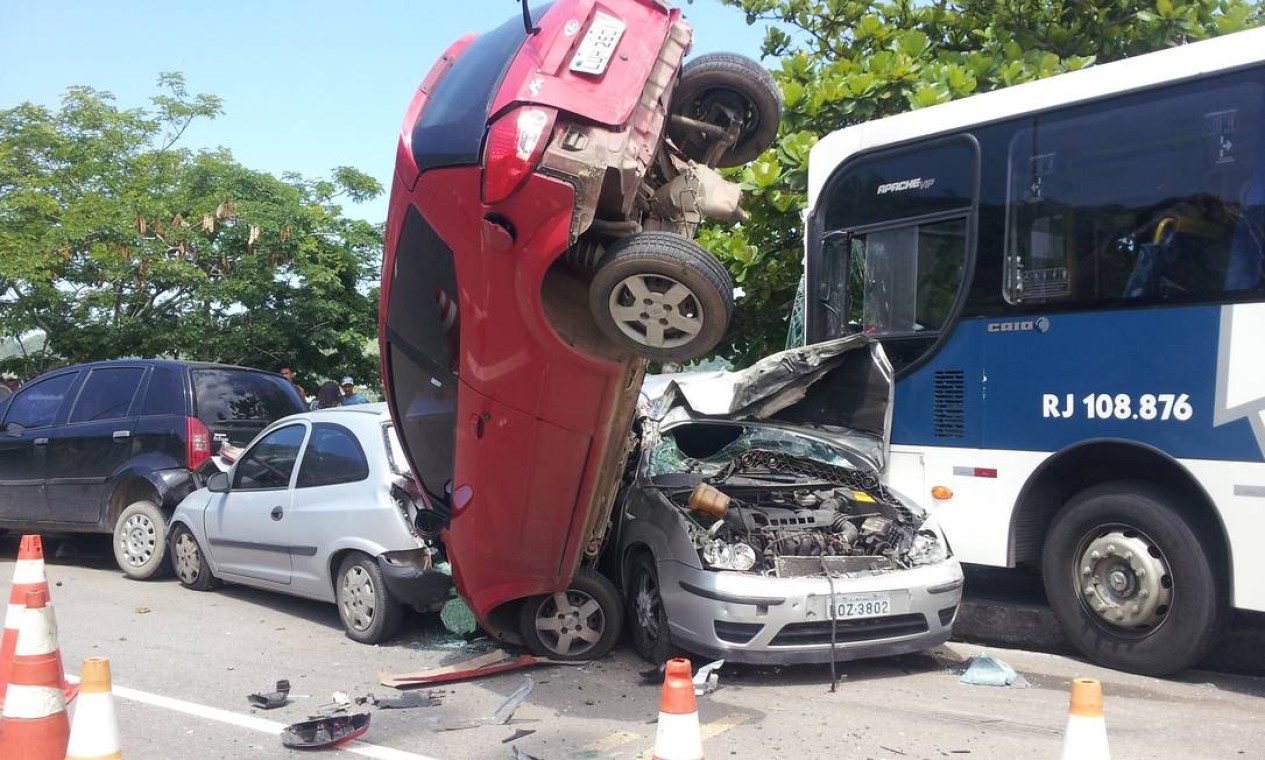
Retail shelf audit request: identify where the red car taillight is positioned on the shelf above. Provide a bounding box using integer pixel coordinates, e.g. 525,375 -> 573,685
186,417 -> 211,472
482,106 -> 557,204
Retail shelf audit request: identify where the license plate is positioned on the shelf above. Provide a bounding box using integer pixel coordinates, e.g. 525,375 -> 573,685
832,593 -> 891,620
570,13 -> 626,75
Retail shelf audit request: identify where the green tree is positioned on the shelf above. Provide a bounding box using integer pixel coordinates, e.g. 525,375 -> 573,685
700,0 -> 1265,365
0,73 -> 383,386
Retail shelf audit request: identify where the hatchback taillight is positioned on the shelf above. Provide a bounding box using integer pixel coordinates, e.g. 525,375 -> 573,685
186,417 -> 211,472
482,106 -> 557,204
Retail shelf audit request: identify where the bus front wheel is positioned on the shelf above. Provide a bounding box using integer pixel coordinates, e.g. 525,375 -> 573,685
1041,481 -> 1225,676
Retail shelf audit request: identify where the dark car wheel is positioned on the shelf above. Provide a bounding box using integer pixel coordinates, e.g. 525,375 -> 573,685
171,524 -> 220,591
113,500 -> 169,580
627,553 -> 675,665
519,568 -> 623,661
589,232 -> 733,362
1041,481 -> 1226,676
669,52 -> 782,168
336,553 -> 404,645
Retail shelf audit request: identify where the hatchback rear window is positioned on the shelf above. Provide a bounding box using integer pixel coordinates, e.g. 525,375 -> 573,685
191,369 -> 304,423
409,7 -> 541,172
70,367 -> 145,423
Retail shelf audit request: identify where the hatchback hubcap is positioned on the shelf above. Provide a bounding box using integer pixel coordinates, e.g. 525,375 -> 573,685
340,566 -> 376,631
120,514 -> 157,567
608,274 -> 703,349
635,576 -> 661,640
174,534 -> 200,583
534,590 -> 604,657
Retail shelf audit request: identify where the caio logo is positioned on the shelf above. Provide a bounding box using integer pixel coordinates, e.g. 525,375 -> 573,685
987,317 -> 1050,334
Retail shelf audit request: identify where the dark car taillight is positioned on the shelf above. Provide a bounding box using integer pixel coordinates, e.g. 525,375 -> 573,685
482,105 -> 557,204
186,417 -> 211,471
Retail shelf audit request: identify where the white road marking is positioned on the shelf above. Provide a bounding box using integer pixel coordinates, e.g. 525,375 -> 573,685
67,674 -> 443,760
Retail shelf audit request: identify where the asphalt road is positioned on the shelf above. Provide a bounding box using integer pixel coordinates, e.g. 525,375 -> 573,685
4,535 -> 1264,760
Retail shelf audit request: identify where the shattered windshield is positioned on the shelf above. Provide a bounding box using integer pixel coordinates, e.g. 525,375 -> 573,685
649,424 -> 853,477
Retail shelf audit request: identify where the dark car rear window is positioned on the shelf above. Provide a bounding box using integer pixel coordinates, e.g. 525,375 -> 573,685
409,6 -> 543,172
191,369 -> 304,423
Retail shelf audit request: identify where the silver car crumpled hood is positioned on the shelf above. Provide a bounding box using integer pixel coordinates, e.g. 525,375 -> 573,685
641,335 -> 893,472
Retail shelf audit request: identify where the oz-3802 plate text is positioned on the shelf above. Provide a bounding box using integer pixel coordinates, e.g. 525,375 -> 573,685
1042,393 -> 1193,421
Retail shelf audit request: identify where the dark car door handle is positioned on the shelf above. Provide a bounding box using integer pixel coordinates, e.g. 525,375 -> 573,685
33,437 -> 48,446
112,430 -> 131,440
270,506 -> 284,521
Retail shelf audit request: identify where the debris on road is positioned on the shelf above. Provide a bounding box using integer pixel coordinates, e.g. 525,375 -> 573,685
440,596 -> 479,635
502,728 -> 536,744
510,747 -> 542,760
280,713 -> 371,749
247,679 -> 291,710
492,678 -> 536,725
693,659 -> 724,696
958,652 -> 1029,687
371,690 -> 444,709
381,648 -> 578,688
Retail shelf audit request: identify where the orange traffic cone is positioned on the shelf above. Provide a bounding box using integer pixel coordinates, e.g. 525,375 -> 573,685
1,535 -> 75,709
652,658 -> 704,760
0,589 -> 71,759
1061,678 -> 1109,760
65,657 -> 122,760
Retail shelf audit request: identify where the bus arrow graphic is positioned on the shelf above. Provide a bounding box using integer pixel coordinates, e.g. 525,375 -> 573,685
1214,304 -> 1265,458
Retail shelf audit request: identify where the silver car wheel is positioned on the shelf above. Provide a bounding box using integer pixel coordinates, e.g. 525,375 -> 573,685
339,564 -> 378,632
532,590 -> 605,658
607,274 -> 704,349
634,573 -> 662,641
119,512 -> 158,568
173,532 -> 202,584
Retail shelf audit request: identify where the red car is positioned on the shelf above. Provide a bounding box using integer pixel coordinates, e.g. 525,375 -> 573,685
380,0 -> 779,659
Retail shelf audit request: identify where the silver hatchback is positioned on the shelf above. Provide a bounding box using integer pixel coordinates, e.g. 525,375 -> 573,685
608,337 -> 964,665
167,404 -> 451,643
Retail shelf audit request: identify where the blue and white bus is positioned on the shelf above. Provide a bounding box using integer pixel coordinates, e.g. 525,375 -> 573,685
800,26 -> 1265,675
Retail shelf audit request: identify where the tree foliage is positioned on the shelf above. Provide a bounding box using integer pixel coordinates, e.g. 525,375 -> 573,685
0,73 -> 383,386
699,0 -> 1265,365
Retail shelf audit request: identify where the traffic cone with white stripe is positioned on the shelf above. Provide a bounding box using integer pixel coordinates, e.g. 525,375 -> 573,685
1,535 -> 75,710
652,658 -> 704,760
1061,678 -> 1110,760
0,589 -> 71,759
65,657 -> 122,760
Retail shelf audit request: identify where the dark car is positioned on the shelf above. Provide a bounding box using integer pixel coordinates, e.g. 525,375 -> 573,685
381,0 -> 780,659
0,360 -> 306,578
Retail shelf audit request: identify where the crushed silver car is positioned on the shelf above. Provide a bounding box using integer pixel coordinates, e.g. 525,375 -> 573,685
605,336 -> 963,664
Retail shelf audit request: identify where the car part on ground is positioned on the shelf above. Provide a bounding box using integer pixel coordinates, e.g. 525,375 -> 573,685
247,680 -> 291,710
280,713 -> 370,749
610,336 -> 964,665
1041,480 -> 1225,676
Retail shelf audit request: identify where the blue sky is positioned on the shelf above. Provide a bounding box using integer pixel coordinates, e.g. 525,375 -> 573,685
0,1 -> 771,224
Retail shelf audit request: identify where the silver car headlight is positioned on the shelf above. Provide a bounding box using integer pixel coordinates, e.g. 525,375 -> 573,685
907,521 -> 951,567
700,539 -> 757,571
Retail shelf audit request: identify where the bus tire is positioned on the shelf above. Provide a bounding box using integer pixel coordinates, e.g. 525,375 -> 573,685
1041,480 -> 1225,676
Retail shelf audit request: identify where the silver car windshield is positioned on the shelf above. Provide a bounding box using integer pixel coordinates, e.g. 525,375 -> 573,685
649,424 -> 854,477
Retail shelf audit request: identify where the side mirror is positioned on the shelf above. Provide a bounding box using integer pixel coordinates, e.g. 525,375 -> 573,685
207,471 -> 230,493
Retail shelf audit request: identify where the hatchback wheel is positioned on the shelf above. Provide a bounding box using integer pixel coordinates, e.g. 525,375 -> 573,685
589,232 -> 733,362
627,553 -> 674,665
519,568 -> 622,661
669,52 -> 782,168
113,500 -> 169,580
171,524 -> 219,591
336,554 -> 403,644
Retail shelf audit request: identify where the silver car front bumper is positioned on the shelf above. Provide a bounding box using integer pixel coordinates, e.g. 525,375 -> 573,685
657,557 -> 964,665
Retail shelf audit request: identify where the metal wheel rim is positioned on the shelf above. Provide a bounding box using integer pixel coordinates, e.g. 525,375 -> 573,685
607,273 -> 704,349
173,533 -> 202,584
119,513 -> 157,568
533,589 -> 605,658
633,570 -> 663,646
339,565 -> 377,632
1072,523 -> 1174,636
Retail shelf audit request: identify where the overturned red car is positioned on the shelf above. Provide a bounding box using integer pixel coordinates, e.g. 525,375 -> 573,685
380,0 -> 779,658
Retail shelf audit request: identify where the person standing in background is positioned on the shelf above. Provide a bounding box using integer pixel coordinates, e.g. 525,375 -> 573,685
340,377 -> 369,405
279,366 -> 307,400
312,380 -> 344,410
